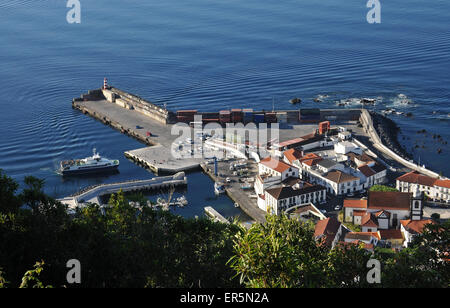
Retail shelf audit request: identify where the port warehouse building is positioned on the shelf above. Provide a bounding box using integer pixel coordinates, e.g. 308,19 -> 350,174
175,108 -> 361,126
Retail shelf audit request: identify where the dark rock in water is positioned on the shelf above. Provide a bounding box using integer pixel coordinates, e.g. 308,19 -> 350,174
405,112 -> 413,117
289,97 -> 301,104
370,111 -> 412,160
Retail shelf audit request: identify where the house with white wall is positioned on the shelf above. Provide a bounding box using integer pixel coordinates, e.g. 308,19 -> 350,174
334,141 -> 362,155
400,219 -> 435,247
397,171 -> 450,204
263,184 -> 326,215
258,156 -> 299,180
344,191 -> 424,229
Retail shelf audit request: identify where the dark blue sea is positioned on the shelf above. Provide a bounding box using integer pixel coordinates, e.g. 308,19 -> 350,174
1,0 -> 449,218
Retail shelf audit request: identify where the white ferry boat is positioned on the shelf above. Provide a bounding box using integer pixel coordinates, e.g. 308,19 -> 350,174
59,149 -> 119,175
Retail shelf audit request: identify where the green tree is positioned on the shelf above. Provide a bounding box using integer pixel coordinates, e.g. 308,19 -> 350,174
0,169 -> 20,214
228,214 -> 329,288
369,185 -> 398,192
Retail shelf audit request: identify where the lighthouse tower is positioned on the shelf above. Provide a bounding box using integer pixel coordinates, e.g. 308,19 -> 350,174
103,78 -> 109,90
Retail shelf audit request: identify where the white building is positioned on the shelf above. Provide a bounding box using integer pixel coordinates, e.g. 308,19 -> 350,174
400,219 -> 435,247
263,184 -> 327,215
396,171 -> 450,204
343,191 -> 423,229
258,157 -> 299,180
334,141 -> 362,155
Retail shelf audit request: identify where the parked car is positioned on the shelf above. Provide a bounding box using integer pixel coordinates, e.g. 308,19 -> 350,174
334,205 -> 341,211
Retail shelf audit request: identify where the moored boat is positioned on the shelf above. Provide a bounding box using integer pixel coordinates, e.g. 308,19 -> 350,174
59,149 -> 119,175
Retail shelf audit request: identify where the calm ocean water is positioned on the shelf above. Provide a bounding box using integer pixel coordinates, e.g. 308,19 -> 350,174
0,0 -> 449,216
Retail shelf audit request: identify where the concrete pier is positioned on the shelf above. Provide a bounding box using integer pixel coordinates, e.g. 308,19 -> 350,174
204,206 -> 230,224
72,95 -> 203,174
125,145 -> 201,174
59,172 -> 187,209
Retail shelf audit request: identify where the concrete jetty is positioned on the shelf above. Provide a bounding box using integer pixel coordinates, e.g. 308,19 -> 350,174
72,90 -> 204,174
58,172 -> 187,209
204,206 -> 230,224
124,145 -> 201,174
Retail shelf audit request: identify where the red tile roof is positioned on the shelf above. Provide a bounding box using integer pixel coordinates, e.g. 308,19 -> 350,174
325,171 -> 359,184
368,191 -> 411,211
379,229 -> 404,240
314,217 -> 341,247
260,157 -> 293,173
396,171 -> 437,187
397,171 -> 450,188
303,158 -> 323,166
434,179 -> 450,189
400,219 -> 434,234
353,210 -> 367,216
344,199 -> 368,209
300,153 -> 321,162
361,213 -> 378,228
358,165 -> 376,177
283,148 -> 303,164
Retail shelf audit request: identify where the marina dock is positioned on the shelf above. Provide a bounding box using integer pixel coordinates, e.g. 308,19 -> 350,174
204,206 -> 230,224
201,161 -> 267,223
58,172 -> 187,209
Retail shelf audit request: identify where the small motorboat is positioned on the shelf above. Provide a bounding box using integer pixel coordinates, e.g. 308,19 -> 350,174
214,182 -> 226,194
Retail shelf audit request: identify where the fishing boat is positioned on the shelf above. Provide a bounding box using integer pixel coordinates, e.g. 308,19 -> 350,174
59,149 -> 119,175
214,182 -> 226,194
240,182 -> 252,190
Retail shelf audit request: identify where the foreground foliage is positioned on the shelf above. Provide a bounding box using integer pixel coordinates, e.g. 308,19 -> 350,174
0,169 -> 448,288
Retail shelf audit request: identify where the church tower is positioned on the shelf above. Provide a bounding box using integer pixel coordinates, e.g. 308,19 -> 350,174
411,183 -> 423,221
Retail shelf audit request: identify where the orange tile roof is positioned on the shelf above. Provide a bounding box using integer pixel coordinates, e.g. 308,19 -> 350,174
344,199 -> 368,209
397,171 -> 450,188
353,210 -> 367,216
303,157 -> 323,166
361,213 -> 378,228
434,179 -> 450,189
400,219 -> 435,234
396,171 -> 437,187
260,157 -> 293,173
300,153 -> 321,162
283,148 -> 303,164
